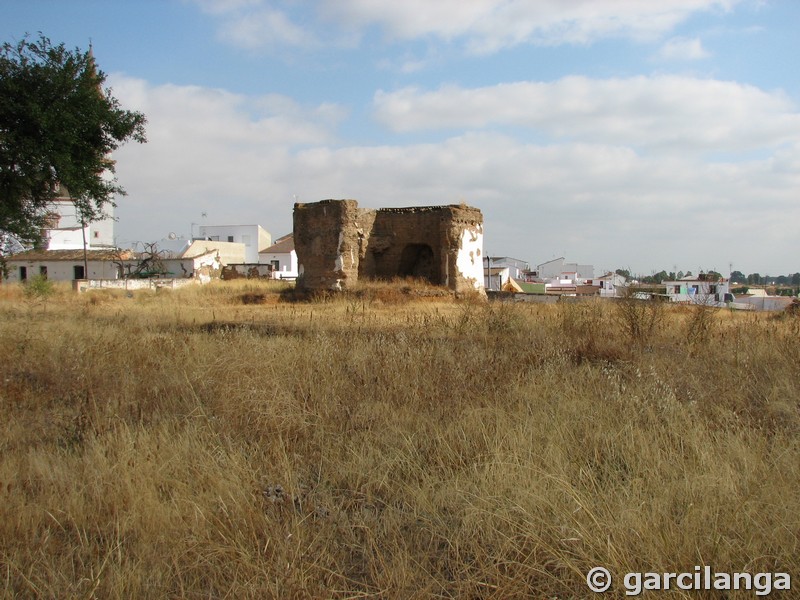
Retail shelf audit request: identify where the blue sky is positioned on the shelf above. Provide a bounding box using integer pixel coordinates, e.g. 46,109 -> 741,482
5,0 -> 800,275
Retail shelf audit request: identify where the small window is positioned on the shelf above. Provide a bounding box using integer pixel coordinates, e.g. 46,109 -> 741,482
93,230 -> 100,239
39,266 -> 48,278
19,266 -> 27,281
227,235 -> 234,243
73,265 -> 85,280
673,286 -> 681,294
271,260 -> 280,271
709,284 -> 717,294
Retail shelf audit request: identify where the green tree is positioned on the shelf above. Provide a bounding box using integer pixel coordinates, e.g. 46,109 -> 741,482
730,270 -> 746,283
0,34 -> 146,245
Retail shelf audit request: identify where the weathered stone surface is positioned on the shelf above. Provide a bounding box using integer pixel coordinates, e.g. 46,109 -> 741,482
293,199 -> 484,293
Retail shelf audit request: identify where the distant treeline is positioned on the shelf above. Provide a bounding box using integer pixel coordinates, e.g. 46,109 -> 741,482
614,269 -> 800,287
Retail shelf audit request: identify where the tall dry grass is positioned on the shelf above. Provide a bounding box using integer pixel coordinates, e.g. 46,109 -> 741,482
1,281 -> 799,598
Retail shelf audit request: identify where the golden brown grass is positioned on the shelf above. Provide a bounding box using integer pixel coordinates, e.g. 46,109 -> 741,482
1,281 -> 799,598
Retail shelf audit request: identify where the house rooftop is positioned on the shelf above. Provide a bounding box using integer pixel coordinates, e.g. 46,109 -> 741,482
7,248 -> 132,261
180,240 -> 243,259
667,274 -> 728,283
261,234 -> 294,254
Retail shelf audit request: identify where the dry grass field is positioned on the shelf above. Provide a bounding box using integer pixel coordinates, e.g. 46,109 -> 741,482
1,279 -> 799,598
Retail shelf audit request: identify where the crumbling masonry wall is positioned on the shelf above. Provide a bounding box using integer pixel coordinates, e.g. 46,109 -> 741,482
293,199 -> 484,293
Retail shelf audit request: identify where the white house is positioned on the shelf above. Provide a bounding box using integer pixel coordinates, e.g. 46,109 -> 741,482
595,272 -> 628,298
196,225 -> 271,264
180,240 -> 245,267
536,257 -> 595,281
258,234 -> 298,279
483,256 -> 528,290
664,274 -> 732,306
3,183 -> 120,282
163,250 -> 220,283
5,248 -> 130,282
484,267 -> 510,291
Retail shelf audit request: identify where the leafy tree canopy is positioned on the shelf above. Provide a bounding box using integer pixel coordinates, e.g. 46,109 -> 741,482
0,34 -> 146,244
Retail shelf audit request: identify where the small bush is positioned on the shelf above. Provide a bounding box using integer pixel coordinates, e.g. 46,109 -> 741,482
614,294 -> 664,347
22,274 -> 55,306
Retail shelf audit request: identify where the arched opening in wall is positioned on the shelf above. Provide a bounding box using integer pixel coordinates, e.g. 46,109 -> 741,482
398,243 -> 437,283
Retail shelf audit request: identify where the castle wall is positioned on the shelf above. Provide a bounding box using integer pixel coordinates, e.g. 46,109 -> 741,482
293,200 -> 484,293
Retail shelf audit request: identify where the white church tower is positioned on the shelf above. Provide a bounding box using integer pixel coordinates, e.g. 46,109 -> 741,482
42,183 -> 115,250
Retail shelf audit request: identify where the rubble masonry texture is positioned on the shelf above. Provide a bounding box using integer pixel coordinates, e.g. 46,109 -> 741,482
293,199 -> 484,293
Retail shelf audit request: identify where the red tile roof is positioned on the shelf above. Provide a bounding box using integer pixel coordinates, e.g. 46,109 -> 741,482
261,234 -> 294,254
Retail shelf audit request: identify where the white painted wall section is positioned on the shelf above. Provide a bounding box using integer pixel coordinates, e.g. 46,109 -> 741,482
456,226 -> 485,289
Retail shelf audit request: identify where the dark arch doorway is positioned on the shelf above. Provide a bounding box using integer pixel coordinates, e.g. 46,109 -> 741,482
398,243 -> 437,283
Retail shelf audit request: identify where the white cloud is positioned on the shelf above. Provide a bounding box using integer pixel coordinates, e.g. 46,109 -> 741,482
373,76 -> 800,152
218,7 -> 310,49
188,0 -> 263,15
189,0 -> 745,54
658,36 -> 711,60
319,0 -> 743,52
107,75 -> 344,242
107,74 -> 800,274
186,0 -> 312,49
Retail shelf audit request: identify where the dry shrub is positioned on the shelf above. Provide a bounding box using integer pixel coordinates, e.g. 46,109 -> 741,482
614,294 -> 664,348
685,303 -> 717,348
1,284 -> 798,598
560,299 -> 627,363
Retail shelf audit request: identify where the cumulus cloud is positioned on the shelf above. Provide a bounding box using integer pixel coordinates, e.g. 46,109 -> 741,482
189,0 -> 744,54
373,76 -> 800,152
218,8 -> 309,49
107,75 -> 345,242
186,0 -> 312,49
319,0 -> 742,52
106,73 -> 800,273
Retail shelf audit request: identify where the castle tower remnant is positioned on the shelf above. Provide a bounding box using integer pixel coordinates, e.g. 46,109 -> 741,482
293,199 -> 484,293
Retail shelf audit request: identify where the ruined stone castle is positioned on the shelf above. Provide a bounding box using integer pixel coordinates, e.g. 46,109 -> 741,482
293,200 -> 484,293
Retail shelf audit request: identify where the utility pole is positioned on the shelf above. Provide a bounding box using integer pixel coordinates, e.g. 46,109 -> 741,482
80,209 -> 89,280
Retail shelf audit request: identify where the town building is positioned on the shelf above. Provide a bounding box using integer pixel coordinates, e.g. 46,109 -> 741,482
43,187 -> 115,251
259,234 -> 298,279
484,256 -> 528,291
534,257 -> 595,281
196,224 -> 271,264
5,248 -> 128,282
663,274 -> 732,306
594,272 -> 628,298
